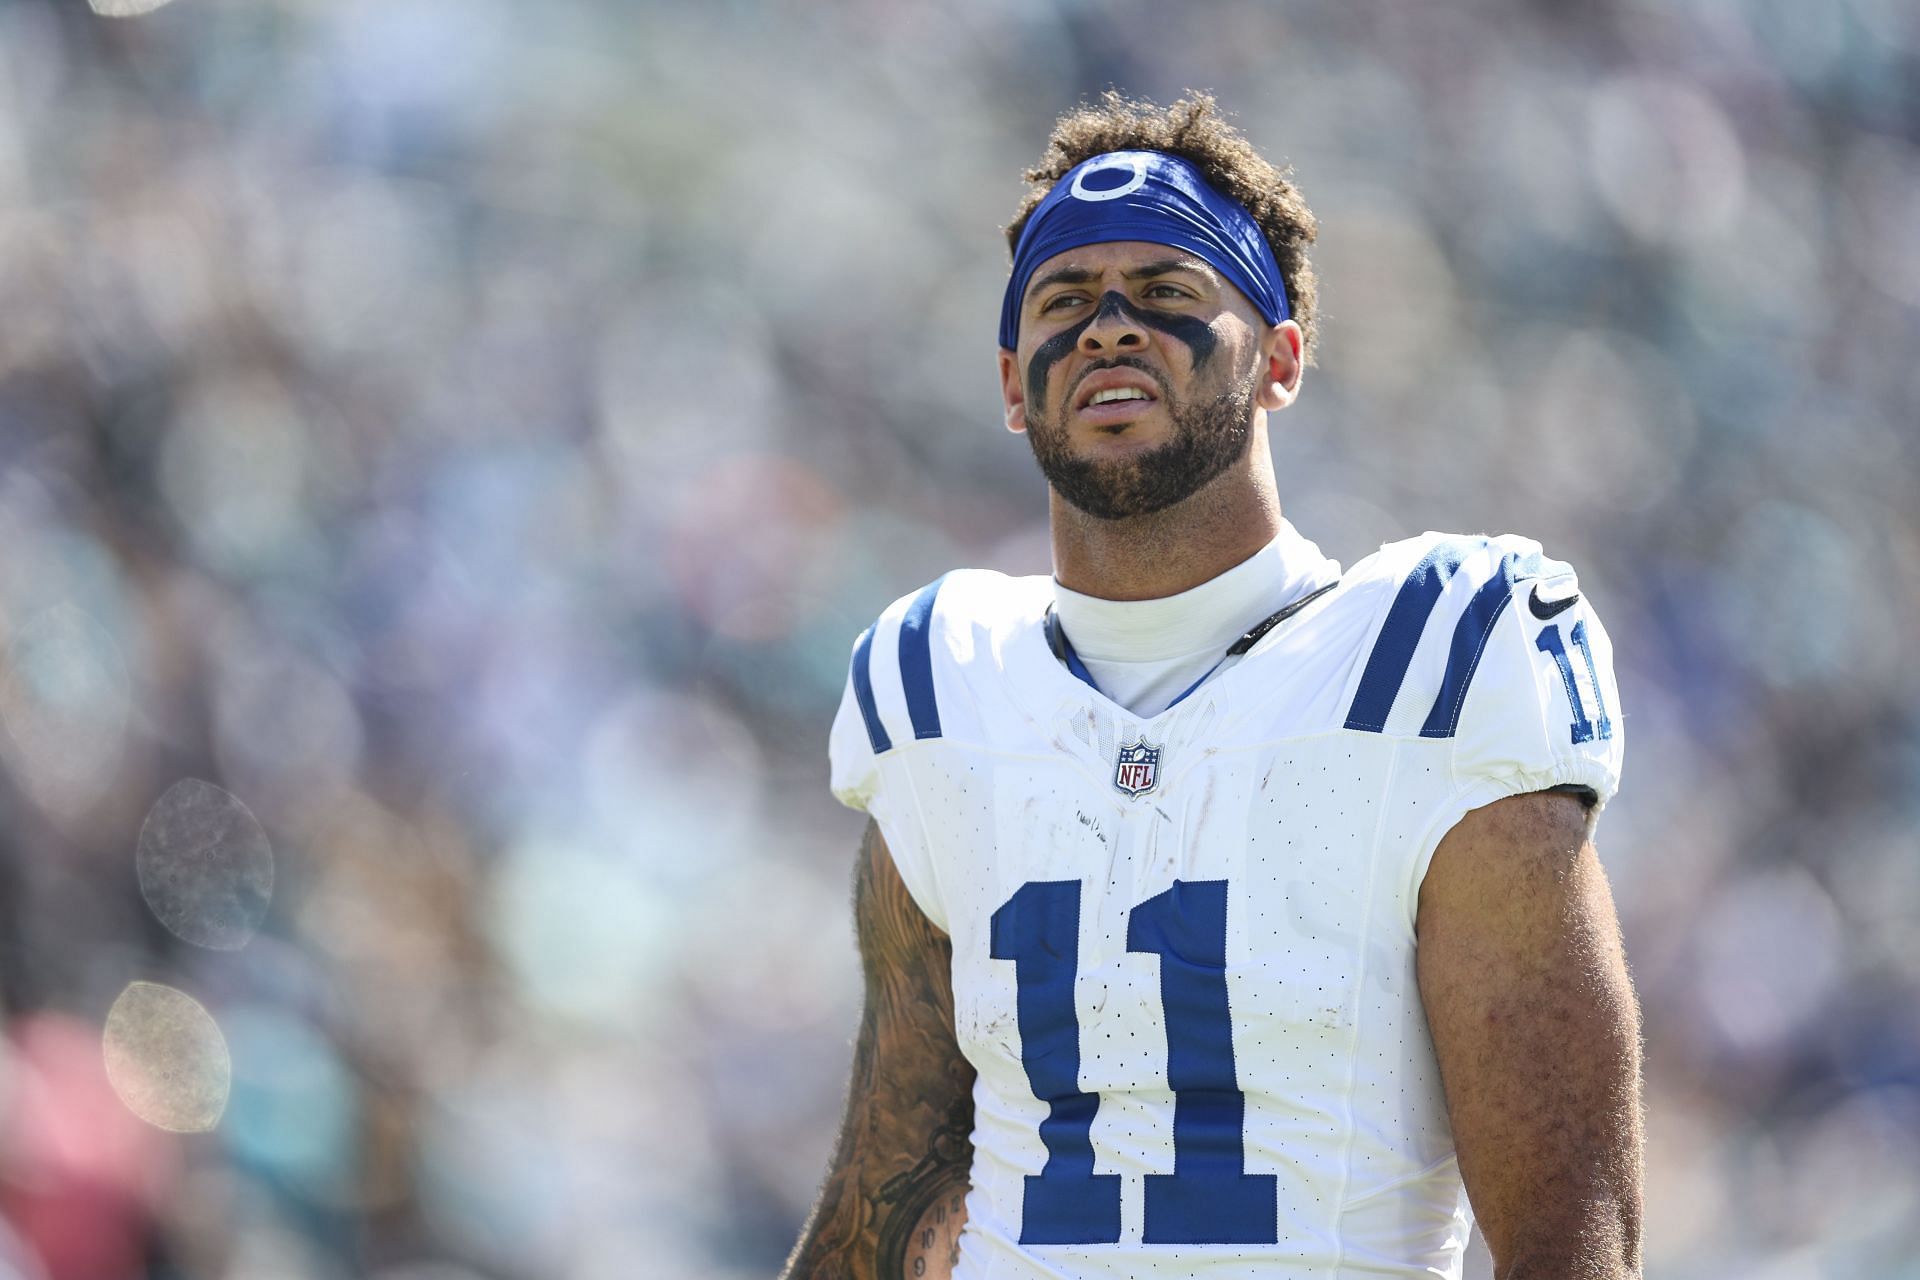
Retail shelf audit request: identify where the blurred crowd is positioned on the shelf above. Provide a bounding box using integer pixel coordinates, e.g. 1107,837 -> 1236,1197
0,0 -> 1915,1276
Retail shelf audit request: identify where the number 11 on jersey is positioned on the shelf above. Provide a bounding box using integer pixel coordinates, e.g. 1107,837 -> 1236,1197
1536,619 -> 1613,744
990,878 -> 1278,1246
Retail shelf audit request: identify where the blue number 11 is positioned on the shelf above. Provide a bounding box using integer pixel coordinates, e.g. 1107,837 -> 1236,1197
1535,620 -> 1613,744
990,878 -> 1276,1246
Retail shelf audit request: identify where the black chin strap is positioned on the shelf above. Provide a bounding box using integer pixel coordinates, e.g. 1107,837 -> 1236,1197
1225,580 -> 1340,655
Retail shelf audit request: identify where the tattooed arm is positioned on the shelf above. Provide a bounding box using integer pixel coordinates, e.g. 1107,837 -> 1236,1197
783,820 -> 976,1280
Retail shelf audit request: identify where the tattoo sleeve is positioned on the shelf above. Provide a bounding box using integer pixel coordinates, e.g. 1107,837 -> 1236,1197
782,821 -> 977,1280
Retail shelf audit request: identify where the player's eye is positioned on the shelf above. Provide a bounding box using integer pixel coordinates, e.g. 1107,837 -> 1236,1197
1144,282 -> 1192,301
1040,293 -> 1088,313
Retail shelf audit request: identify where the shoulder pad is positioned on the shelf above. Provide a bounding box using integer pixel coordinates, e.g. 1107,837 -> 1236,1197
1341,533 -> 1574,738
846,575 -> 949,755
841,569 -> 1045,755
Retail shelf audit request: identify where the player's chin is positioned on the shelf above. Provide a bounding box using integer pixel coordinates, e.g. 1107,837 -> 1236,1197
1069,410 -> 1172,452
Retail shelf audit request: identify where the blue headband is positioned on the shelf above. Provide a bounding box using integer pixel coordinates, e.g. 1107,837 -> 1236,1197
999,150 -> 1290,350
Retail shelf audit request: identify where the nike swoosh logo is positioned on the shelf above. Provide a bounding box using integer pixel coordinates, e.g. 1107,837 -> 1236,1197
1529,583 -> 1580,619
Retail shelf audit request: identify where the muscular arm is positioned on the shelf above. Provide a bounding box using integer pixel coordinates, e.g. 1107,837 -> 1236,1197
1416,791 -> 1643,1280
783,821 -> 977,1280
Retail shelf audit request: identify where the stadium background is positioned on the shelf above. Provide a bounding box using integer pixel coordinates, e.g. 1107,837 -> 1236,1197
0,0 -> 1916,1277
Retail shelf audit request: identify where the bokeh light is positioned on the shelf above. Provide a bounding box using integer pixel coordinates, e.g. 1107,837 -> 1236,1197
88,0 -> 176,16
220,1005 -> 359,1203
0,604 -> 128,822
102,982 -> 231,1135
135,779 -> 274,951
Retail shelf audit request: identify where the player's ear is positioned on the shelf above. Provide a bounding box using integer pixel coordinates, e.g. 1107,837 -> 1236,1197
1255,321 -> 1304,412
998,348 -> 1028,434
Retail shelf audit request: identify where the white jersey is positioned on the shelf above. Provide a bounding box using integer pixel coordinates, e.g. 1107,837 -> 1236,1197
829,532 -> 1624,1280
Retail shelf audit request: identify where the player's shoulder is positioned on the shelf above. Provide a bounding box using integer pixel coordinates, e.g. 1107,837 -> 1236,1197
1341,530 -> 1577,600
1337,530 -> 1586,635
1336,530 -> 1595,738
854,568 -> 1052,651
840,568 -> 1049,755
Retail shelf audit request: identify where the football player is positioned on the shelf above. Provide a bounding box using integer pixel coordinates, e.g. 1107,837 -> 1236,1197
784,92 -> 1642,1280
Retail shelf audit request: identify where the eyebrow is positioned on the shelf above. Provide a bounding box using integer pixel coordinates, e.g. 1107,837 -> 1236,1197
1024,256 -> 1218,304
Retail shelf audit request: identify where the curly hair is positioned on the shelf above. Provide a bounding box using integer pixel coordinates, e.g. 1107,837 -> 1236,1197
1005,91 -> 1321,362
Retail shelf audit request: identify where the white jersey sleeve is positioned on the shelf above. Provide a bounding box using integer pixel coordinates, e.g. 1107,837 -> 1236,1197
827,578 -> 950,931
1447,548 -> 1623,810
1337,533 -> 1624,916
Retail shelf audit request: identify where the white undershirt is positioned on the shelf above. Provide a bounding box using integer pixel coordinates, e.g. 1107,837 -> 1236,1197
1051,520 -> 1342,718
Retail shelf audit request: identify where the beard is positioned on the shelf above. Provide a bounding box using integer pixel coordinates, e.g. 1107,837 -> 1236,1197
1024,358 -> 1258,520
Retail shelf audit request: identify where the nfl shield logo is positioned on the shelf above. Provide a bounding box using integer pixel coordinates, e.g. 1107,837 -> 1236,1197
1113,738 -> 1162,797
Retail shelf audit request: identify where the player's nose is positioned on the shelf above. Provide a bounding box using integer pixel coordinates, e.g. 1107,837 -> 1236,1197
1078,291 -> 1147,354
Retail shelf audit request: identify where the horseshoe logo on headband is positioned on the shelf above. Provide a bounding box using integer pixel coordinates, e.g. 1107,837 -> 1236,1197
1070,155 -> 1149,202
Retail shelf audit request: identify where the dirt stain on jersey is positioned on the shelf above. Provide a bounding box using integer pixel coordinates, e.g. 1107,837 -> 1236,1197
1075,809 -> 1108,847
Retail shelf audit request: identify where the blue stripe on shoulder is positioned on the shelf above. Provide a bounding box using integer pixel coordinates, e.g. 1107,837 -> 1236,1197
1419,550 -> 1544,739
1344,539 -> 1481,733
850,623 -> 892,754
898,576 -> 946,741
